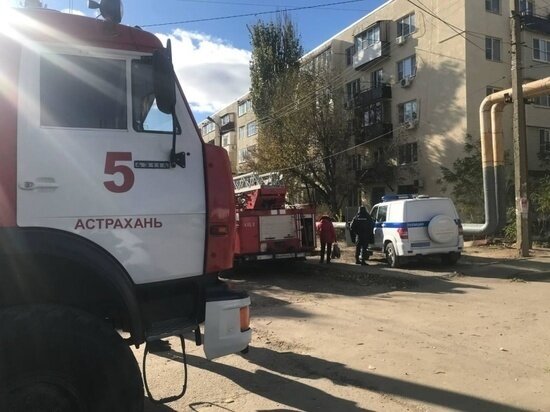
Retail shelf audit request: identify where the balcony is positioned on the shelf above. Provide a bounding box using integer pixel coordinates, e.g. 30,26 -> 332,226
353,41 -> 390,70
355,122 -> 393,145
355,83 -> 392,106
220,113 -> 236,133
522,13 -> 550,35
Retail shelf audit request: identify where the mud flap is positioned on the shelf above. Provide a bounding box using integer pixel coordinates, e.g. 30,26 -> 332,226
204,293 -> 251,360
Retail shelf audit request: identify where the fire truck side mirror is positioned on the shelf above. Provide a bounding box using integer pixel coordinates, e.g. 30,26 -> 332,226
153,41 -> 176,115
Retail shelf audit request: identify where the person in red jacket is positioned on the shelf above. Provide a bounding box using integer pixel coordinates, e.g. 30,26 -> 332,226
316,215 -> 336,264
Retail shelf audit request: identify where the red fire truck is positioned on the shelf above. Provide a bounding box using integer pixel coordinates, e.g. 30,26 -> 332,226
233,173 -> 316,263
0,2 -> 250,410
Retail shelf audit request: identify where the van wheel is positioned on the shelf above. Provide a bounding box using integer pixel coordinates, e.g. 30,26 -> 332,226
441,252 -> 461,265
385,242 -> 401,268
0,305 -> 144,412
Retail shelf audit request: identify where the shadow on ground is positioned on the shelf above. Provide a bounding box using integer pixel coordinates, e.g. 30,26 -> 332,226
225,259 -> 489,316
150,346 -> 524,412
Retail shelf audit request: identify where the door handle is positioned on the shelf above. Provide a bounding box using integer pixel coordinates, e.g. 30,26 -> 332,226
19,178 -> 59,190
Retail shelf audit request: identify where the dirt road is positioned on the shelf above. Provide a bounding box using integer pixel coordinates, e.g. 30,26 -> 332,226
138,246 -> 550,411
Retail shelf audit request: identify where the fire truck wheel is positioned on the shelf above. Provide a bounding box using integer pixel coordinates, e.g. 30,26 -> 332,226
0,305 -> 144,412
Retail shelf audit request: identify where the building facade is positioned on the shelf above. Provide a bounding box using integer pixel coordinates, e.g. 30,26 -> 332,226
200,0 -> 550,206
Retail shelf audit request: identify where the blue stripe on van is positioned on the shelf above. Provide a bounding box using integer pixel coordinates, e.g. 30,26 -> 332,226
375,221 -> 430,229
374,220 -> 461,229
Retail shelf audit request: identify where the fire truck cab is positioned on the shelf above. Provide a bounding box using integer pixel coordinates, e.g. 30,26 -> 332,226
0,2 -> 250,410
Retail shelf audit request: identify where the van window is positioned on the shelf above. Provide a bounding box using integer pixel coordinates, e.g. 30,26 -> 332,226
40,55 -> 127,129
376,205 -> 388,222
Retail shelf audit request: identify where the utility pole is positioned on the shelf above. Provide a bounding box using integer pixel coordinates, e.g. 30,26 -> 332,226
510,0 -> 530,257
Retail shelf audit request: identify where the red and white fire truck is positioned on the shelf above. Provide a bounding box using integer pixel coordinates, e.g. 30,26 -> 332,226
0,1 -> 250,410
233,173 -> 316,263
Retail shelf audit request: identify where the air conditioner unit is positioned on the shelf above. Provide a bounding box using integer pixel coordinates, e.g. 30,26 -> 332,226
396,35 -> 406,46
400,77 -> 413,88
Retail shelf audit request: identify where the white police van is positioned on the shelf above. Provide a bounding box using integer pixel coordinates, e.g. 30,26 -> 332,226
370,195 -> 464,267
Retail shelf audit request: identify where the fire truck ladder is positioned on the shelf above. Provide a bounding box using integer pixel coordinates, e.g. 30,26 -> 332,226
233,172 -> 282,194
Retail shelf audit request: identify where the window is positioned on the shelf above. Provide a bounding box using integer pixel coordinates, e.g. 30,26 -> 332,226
485,36 -> 501,61
345,45 -> 355,66
202,122 -> 215,135
371,69 -> 383,88
520,0 -> 534,15
221,133 -> 230,147
486,86 -> 503,96
533,38 -> 550,62
397,13 -> 416,37
355,24 -> 380,52
375,205 -> 388,222
363,102 -> 383,126
398,142 -> 418,164
238,147 -> 249,163
132,59 -> 179,133
540,129 -> 550,153
347,154 -> 364,170
238,100 -> 252,116
533,95 -> 550,107
373,147 -> 385,163
398,100 -> 418,123
239,125 -> 246,139
485,0 -> 500,13
345,79 -> 361,100
313,48 -> 332,71
41,55 -> 127,129
221,113 -> 234,126
247,121 -> 257,137
397,55 -> 416,80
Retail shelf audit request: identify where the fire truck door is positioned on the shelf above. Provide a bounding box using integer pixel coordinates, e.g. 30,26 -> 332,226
16,49 -> 206,284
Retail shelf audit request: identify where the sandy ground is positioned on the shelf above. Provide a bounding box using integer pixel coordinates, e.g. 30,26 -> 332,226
137,245 -> 550,412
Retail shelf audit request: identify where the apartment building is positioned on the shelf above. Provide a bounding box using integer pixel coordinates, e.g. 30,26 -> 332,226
200,95 -> 256,174
200,0 -> 550,205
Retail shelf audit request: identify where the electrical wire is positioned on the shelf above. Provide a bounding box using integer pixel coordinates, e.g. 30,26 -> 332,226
142,0 -> 373,28
176,0 -> 374,12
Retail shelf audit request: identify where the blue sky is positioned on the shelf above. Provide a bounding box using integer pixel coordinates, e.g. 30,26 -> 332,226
13,0 -> 386,121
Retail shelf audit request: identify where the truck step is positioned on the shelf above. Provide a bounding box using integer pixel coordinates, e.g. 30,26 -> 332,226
147,317 -> 197,342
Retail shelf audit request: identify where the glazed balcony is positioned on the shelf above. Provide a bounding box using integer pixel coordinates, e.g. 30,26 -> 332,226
355,83 -> 392,106
523,13 -> 550,35
220,113 -> 236,133
355,122 -> 393,145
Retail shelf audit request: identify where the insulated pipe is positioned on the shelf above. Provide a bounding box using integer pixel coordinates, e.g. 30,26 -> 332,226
463,93 -> 502,235
491,102 -> 507,232
464,76 -> 550,236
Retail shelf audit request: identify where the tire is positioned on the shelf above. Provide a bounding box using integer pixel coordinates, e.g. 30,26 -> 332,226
428,214 -> 458,244
385,242 -> 402,268
441,252 -> 461,265
0,305 -> 144,412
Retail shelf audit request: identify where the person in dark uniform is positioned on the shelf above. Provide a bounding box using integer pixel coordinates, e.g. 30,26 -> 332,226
350,206 -> 375,265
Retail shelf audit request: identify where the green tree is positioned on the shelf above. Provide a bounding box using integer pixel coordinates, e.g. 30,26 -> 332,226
248,15 -> 357,216
438,135 -> 484,222
530,174 -> 550,239
248,13 -> 302,123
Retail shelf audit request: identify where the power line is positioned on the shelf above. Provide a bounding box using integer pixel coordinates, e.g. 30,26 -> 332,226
142,0 -> 372,28
177,0 -> 373,12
